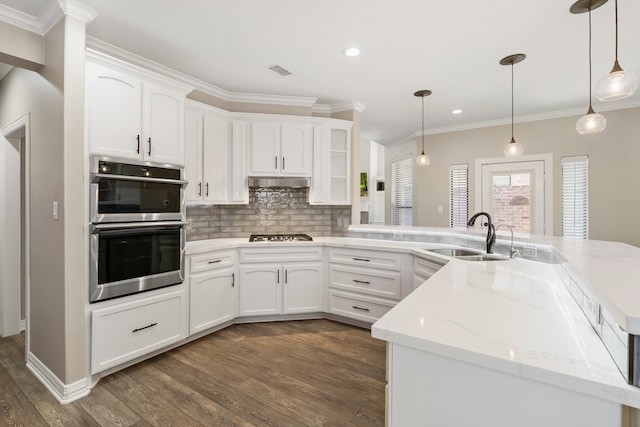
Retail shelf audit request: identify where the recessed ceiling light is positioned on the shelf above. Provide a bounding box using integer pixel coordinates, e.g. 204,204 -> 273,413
451,109 -> 463,115
343,47 -> 361,57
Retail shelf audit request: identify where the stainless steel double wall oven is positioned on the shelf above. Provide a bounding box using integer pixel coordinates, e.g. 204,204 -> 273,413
89,156 -> 187,303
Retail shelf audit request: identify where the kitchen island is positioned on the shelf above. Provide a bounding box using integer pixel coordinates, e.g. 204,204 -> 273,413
358,225 -> 640,427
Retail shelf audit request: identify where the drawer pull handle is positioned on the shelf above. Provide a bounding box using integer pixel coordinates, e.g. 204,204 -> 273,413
352,305 -> 370,312
353,279 -> 370,285
353,257 -> 370,262
231,272 -> 235,287
208,259 -> 222,264
132,322 -> 157,333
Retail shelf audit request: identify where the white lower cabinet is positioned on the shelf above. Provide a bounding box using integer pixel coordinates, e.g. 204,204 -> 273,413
327,247 -> 412,323
239,247 -> 323,316
91,288 -> 188,374
188,250 -> 238,335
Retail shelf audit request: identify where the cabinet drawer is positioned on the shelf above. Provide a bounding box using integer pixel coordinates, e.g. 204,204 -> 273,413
329,265 -> 401,300
240,246 -> 322,263
190,250 -> 235,274
328,248 -> 403,271
328,290 -> 395,323
91,289 -> 187,374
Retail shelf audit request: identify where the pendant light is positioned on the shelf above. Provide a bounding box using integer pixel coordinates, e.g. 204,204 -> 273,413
500,53 -> 526,157
596,0 -> 638,101
414,89 -> 432,166
571,0 -> 608,135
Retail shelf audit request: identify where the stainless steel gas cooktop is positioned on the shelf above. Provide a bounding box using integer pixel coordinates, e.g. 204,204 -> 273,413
249,233 -> 313,242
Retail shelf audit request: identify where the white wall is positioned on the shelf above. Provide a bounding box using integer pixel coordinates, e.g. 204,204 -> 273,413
411,107 -> 640,247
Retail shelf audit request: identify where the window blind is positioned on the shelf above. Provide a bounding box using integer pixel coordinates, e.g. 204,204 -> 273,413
562,156 -> 588,239
450,164 -> 469,229
391,156 -> 413,226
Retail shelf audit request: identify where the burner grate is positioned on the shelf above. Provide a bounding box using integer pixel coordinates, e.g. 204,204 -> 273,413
249,233 -> 313,242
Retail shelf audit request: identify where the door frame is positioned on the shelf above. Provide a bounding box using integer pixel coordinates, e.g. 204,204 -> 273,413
474,153 -> 553,235
1,112 -> 30,350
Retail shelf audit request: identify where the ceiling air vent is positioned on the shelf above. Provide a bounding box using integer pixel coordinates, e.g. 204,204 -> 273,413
267,64 -> 293,77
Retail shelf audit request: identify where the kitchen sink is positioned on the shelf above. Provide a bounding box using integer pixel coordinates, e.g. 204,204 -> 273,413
425,248 -> 482,257
454,254 -> 508,262
424,248 -> 508,262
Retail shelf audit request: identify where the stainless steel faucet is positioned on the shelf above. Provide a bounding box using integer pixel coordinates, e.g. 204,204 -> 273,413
495,224 -> 519,259
467,212 -> 496,254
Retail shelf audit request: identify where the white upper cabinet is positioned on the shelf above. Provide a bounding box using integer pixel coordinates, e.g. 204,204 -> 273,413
184,101 -> 248,204
87,60 -> 187,165
248,121 -> 312,176
309,120 -> 352,205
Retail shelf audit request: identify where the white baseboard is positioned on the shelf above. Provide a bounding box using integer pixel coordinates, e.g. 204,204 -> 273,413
26,351 -> 90,404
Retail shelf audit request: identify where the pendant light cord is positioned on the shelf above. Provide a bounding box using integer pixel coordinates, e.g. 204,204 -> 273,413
615,0 -> 619,61
588,7 -> 593,109
421,95 -> 425,153
511,63 -> 514,141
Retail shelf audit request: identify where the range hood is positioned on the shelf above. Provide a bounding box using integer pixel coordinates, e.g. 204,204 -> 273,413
248,176 -> 310,188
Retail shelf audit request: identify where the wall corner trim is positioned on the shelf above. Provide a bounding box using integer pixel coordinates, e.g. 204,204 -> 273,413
26,351 -> 91,404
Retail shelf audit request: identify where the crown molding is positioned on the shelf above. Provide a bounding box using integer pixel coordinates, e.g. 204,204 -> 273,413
312,103 -> 332,115
57,0 -> 98,24
228,91 -> 317,108
331,101 -> 366,113
86,36 -> 322,108
391,99 -> 640,145
0,0 -> 97,35
0,3 -> 43,34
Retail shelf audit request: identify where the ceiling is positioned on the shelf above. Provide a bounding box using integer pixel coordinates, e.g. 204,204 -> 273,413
2,0 -> 640,144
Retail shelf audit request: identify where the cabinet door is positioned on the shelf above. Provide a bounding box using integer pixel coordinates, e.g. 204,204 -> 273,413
202,114 -> 228,202
143,82 -> 185,165
249,121 -> 280,175
281,123 -> 313,176
189,266 -> 238,334
283,263 -> 323,314
239,265 -> 281,315
87,62 -> 142,159
184,109 -> 203,202
229,121 -> 249,204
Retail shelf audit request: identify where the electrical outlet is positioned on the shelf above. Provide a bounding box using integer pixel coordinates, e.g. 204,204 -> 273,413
186,218 -> 193,230
393,232 -> 403,240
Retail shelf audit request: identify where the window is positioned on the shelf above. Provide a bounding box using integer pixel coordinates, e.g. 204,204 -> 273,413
391,156 -> 413,226
450,164 -> 469,229
562,156 -> 588,239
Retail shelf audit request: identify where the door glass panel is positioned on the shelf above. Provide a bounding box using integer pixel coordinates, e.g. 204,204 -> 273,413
481,160 -> 545,235
490,171 -> 533,234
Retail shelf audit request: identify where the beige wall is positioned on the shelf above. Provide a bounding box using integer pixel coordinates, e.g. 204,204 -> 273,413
0,21 -> 66,378
411,107 -> 640,247
0,16 -> 88,384
0,20 -> 45,70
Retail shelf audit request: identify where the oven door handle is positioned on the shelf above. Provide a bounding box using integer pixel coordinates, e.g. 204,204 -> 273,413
91,221 -> 188,233
92,173 -> 188,186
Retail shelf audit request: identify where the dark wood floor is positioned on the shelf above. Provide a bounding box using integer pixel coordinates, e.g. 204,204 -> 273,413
0,319 -> 386,426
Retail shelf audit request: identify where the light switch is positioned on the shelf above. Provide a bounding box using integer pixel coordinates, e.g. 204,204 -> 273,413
437,205 -> 444,214
52,201 -> 59,220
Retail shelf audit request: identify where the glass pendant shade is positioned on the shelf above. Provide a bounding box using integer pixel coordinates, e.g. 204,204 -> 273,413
504,139 -> 524,157
416,151 -> 431,166
596,64 -> 638,101
576,107 -> 607,134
